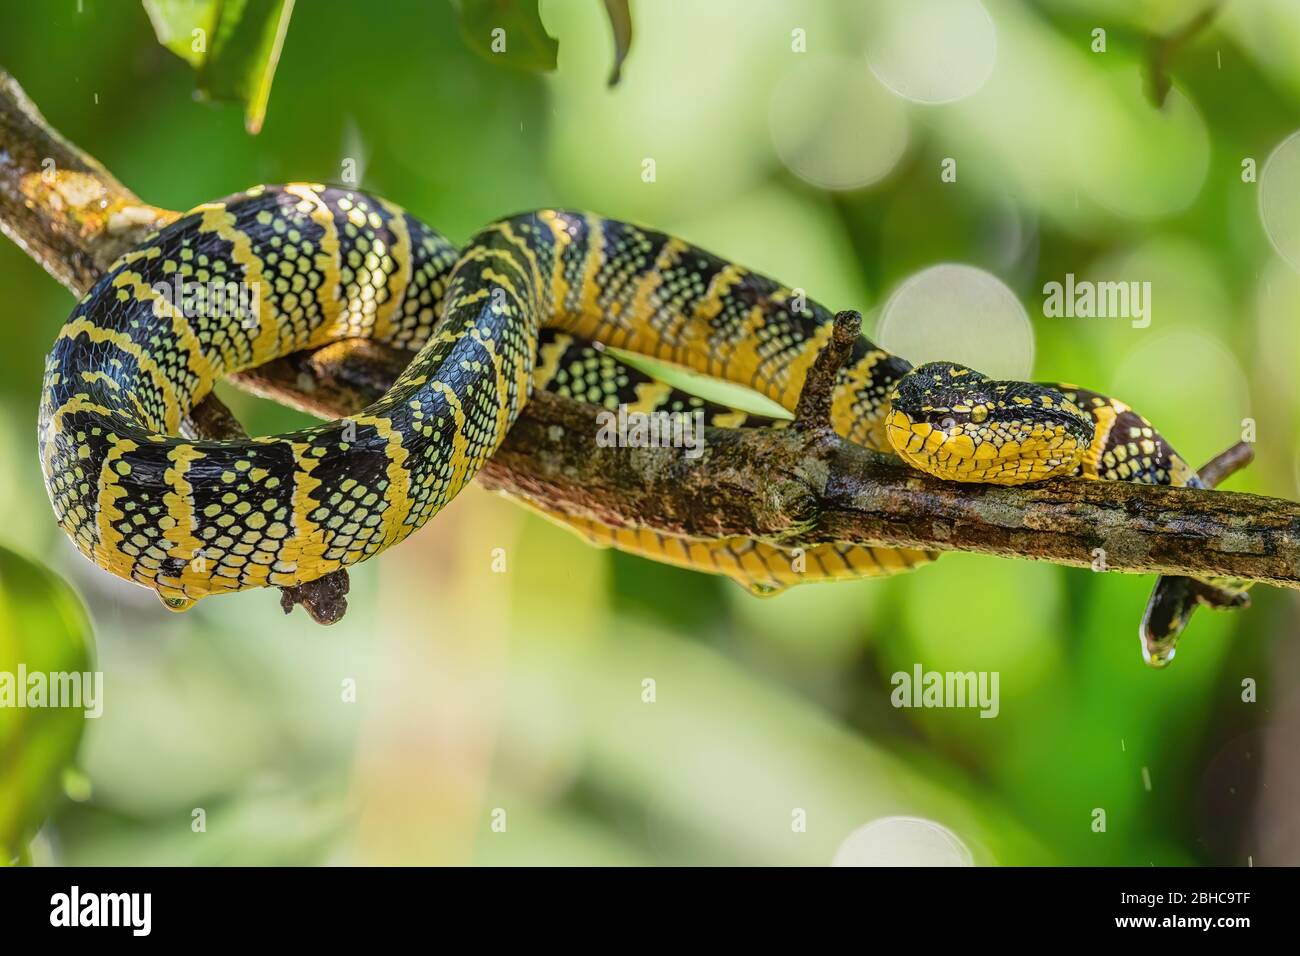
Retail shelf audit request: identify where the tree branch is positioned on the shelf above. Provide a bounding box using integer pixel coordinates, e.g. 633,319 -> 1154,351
4,67 -> 1299,610
237,342 -> 1300,587
0,71 -> 173,292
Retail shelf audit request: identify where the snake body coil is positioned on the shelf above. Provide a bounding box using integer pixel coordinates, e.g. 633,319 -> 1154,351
39,184 -> 1209,610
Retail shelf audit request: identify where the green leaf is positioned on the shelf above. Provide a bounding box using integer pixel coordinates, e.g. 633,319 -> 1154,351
142,0 -> 217,67
0,547 -> 94,865
451,1 -> 634,85
453,0 -> 559,74
602,0 -> 632,86
143,0 -> 296,133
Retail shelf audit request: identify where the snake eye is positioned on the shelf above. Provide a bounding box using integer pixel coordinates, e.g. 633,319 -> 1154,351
940,416 -> 958,432
970,405 -> 988,424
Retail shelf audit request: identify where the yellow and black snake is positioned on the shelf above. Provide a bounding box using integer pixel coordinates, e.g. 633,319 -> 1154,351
38,184 -> 1216,616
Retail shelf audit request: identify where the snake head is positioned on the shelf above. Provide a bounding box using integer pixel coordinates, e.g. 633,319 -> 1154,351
885,361 -> 1094,485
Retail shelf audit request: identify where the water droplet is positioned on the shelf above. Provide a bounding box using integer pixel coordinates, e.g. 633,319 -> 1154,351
864,0 -> 998,105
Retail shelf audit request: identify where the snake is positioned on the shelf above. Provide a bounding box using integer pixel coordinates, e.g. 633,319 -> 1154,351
38,183 -> 1225,619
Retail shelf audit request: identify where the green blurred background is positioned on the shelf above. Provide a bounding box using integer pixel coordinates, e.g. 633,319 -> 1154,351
2,0 -> 1299,865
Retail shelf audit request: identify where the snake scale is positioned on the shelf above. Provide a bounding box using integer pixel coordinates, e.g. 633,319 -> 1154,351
39,184 -> 1216,615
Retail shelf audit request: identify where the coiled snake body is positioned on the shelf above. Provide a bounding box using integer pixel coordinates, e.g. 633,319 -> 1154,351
39,184 -> 1210,611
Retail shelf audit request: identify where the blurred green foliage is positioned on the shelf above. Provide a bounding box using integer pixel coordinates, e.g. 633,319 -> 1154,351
0,0 -> 1295,865
0,547 -> 93,865
450,0 -> 630,84
453,0 -> 559,74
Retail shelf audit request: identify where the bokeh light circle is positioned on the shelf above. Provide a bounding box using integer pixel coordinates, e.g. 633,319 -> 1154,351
1073,76 -> 1209,221
832,816 -> 974,866
768,56 -> 909,191
1259,130 -> 1300,272
875,264 -> 1034,378
865,0 -> 998,105
1108,328 -> 1250,469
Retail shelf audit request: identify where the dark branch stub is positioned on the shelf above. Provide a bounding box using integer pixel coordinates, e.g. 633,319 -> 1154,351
792,309 -> 861,441
280,569 -> 350,625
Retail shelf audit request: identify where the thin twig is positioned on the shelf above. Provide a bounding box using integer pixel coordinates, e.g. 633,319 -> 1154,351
1146,3 -> 1222,108
1197,440 -> 1254,488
